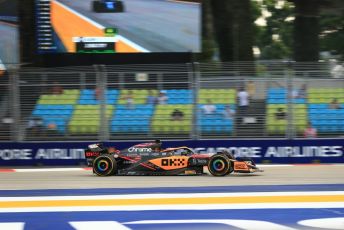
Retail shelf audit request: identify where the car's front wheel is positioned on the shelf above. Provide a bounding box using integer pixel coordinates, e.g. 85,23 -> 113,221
93,154 -> 117,176
207,154 -> 232,176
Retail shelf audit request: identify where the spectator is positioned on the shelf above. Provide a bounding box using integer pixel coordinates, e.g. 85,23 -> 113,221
157,90 -> 168,104
27,117 -> 44,136
237,87 -> 249,113
51,82 -> 63,95
297,84 -> 307,99
331,62 -> 344,79
171,108 -> 184,121
292,84 -> 307,99
291,89 -> 298,99
95,87 -> 102,100
223,105 -> 235,119
202,99 -> 216,115
46,122 -> 59,136
304,122 -> 317,138
329,98 -> 341,109
146,90 -> 157,104
121,91 -> 134,109
275,108 -> 286,120
246,81 -> 256,98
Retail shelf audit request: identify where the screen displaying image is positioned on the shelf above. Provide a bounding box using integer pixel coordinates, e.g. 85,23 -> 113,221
0,0 -> 19,70
35,0 -> 201,54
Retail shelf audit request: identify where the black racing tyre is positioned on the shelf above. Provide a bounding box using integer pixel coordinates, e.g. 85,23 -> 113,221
93,154 -> 117,176
117,1 -> 124,12
220,150 -> 234,173
207,154 -> 232,177
219,150 -> 235,160
92,1 -> 101,12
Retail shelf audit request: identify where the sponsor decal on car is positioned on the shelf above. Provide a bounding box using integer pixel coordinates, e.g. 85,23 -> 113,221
85,152 -> 100,157
149,156 -> 189,170
128,147 -> 152,153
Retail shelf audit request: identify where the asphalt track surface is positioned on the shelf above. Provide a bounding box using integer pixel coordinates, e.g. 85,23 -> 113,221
57,0 -> 200,52
1,165 -> 343,229
1,165 -> 344,190
0,21 -> 18,64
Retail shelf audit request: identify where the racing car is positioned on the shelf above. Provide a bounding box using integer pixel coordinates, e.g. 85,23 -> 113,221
92,0 -> 124,13
85,140 -> 262,176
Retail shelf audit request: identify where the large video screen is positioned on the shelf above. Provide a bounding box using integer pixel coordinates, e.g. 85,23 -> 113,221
0,0 -> 19,69
35,0 -> 201,54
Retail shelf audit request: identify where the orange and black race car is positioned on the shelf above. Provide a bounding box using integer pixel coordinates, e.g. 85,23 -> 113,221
84,140 -> 263,176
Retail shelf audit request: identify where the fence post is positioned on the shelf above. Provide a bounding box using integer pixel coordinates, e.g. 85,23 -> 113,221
286,67 -> 294,139
9,69 -> 22,141
191,62 -> 200,139
95,65 -> 109,141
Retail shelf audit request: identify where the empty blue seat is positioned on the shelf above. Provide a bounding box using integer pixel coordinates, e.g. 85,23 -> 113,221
79,95 -> 93,100
79,99 -> 99,105
268,88 -> 287,94
111,103 -> 152,133
309,104 -> 327,109
268,93 -> 286,99
106,89 -> 119,95
293,99 -> 306,104
81,89 -> 94,95
267,99 -> 287,104
79,89 -> 118,104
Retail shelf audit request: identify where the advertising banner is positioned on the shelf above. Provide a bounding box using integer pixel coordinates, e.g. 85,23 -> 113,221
0,139 -> 343,166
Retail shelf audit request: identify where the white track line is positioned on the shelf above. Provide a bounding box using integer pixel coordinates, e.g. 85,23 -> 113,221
1,191 -> 344,201
257,164 -> 293,167
116,35 -> 150,53
14,168 -> 88,173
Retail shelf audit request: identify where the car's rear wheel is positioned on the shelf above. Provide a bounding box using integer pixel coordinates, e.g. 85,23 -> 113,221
92,1 -> 103,12
93,154 -> 117,176
208,154 -> 232,176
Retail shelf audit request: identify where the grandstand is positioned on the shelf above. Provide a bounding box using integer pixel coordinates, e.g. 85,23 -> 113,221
30,88 -> 233,137
0,62 -> 343,141
28,86 -> 343,139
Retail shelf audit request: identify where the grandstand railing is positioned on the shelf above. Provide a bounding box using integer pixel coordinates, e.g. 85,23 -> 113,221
0,62 -> 343,141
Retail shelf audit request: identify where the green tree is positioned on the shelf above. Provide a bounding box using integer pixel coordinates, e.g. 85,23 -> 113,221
254,0 -> 294,60
319,9 -> 344,60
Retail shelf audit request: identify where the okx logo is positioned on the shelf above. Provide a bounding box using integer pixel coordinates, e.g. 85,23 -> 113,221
149,156 -> 188,169
161,158 -> 186,167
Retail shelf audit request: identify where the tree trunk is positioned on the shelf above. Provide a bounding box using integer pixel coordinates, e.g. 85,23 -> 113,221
211,0 -> 254,64
232,0 -> 254,62
201,0 -> 217,61
211,0 -> 233,61
293,0 -> 320,61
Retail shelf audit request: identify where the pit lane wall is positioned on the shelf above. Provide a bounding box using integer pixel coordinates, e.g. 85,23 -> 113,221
0,139 -> 343,166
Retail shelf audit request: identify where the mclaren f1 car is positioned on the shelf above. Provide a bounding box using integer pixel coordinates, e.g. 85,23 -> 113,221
92,0 -> 124,13
84,140 -> 263,176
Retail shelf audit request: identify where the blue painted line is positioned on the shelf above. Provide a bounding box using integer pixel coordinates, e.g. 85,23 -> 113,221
0,208 -> 343,230
0,184 -> 343,197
